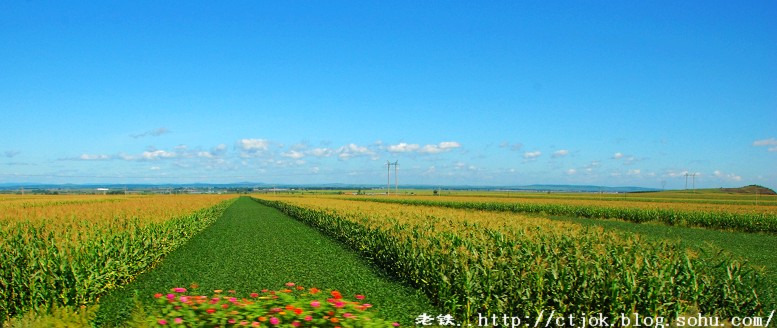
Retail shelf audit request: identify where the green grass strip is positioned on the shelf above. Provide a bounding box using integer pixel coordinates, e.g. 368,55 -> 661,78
94,197 -> 436,326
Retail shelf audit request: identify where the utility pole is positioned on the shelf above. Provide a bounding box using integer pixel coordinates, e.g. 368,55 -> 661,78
386,161 -> 390,195
386,160 -> 399,196
393,160 -> 399,195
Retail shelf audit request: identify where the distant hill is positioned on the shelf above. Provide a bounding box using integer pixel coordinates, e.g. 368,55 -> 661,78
719,185 -> 776,195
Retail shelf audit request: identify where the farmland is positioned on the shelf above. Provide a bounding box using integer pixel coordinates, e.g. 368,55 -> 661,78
1,191 -> 775,326
254,193 -> 776,324
0,194 -> 235,322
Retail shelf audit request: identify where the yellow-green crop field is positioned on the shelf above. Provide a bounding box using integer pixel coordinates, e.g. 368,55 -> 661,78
254,193 -> 776,324
0,194 -> 235,321
2,191 -> 775,325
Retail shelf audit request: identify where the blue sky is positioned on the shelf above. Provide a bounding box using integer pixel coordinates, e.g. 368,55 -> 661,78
1,1 -> 775,189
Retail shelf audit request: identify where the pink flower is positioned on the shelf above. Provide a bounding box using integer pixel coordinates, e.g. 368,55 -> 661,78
173,287 -> 187,293
228,319 -> 236,324
166,294 -> 175,300
179,296 -> 189,303
158,319 -> 168,325
285,282 -> 295,287
304,316 -> 313,322
240,321 -> 248,326
355,294 -> 365,300
250,292 -> 259,298
270,317 -> 280,325
174,318 -> 183,324
334,301 -> 345,308
343,313 -> 354,318
393,322 -> 400,327
310,300 -> 320,308
252,322 -> 260,327
210,297 -> 220,304
292,321 -> 301,327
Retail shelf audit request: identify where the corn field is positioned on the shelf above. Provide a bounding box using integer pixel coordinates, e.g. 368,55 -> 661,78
254,195 -> 772,324
346,196 -> 777,234
0,194 -> 236,321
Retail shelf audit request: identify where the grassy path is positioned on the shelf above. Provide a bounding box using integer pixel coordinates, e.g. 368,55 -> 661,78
95,197 -> 435,326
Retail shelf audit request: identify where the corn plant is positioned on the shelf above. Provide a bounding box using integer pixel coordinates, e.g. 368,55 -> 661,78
254,196 -> 771,325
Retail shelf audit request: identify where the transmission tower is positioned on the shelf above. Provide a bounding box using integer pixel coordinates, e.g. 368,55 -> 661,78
386,160 -> 399,195
393,160 -> 399,195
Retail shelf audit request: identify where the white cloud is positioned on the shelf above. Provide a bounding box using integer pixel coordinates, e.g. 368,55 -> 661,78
753,138 -> 777,152
281,150 -> 305,159
439,141 -> 461,149
131,127 -> 170,138
79,154 -> 112,160
238,139 -> 272,158
308,148 -> 333,157
418,141 -> 462,154
566,168 -> 577,175
713,170 -> 742,182
196,145 -> 227,159
239,139 -> 270,151
612,152 -> 639,165
387,143 -> 420,153
337,143 -> 375,160
385,141 -> 461,155
141,150 -> 176,160
552,149 -> 569,158
523,151 -> 542,159
584,161 -> 601,174
753,138 -> 777,146
627,169 -> 641,176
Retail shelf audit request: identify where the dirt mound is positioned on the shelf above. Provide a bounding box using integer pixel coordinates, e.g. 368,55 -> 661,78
720,185 -> 776,195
